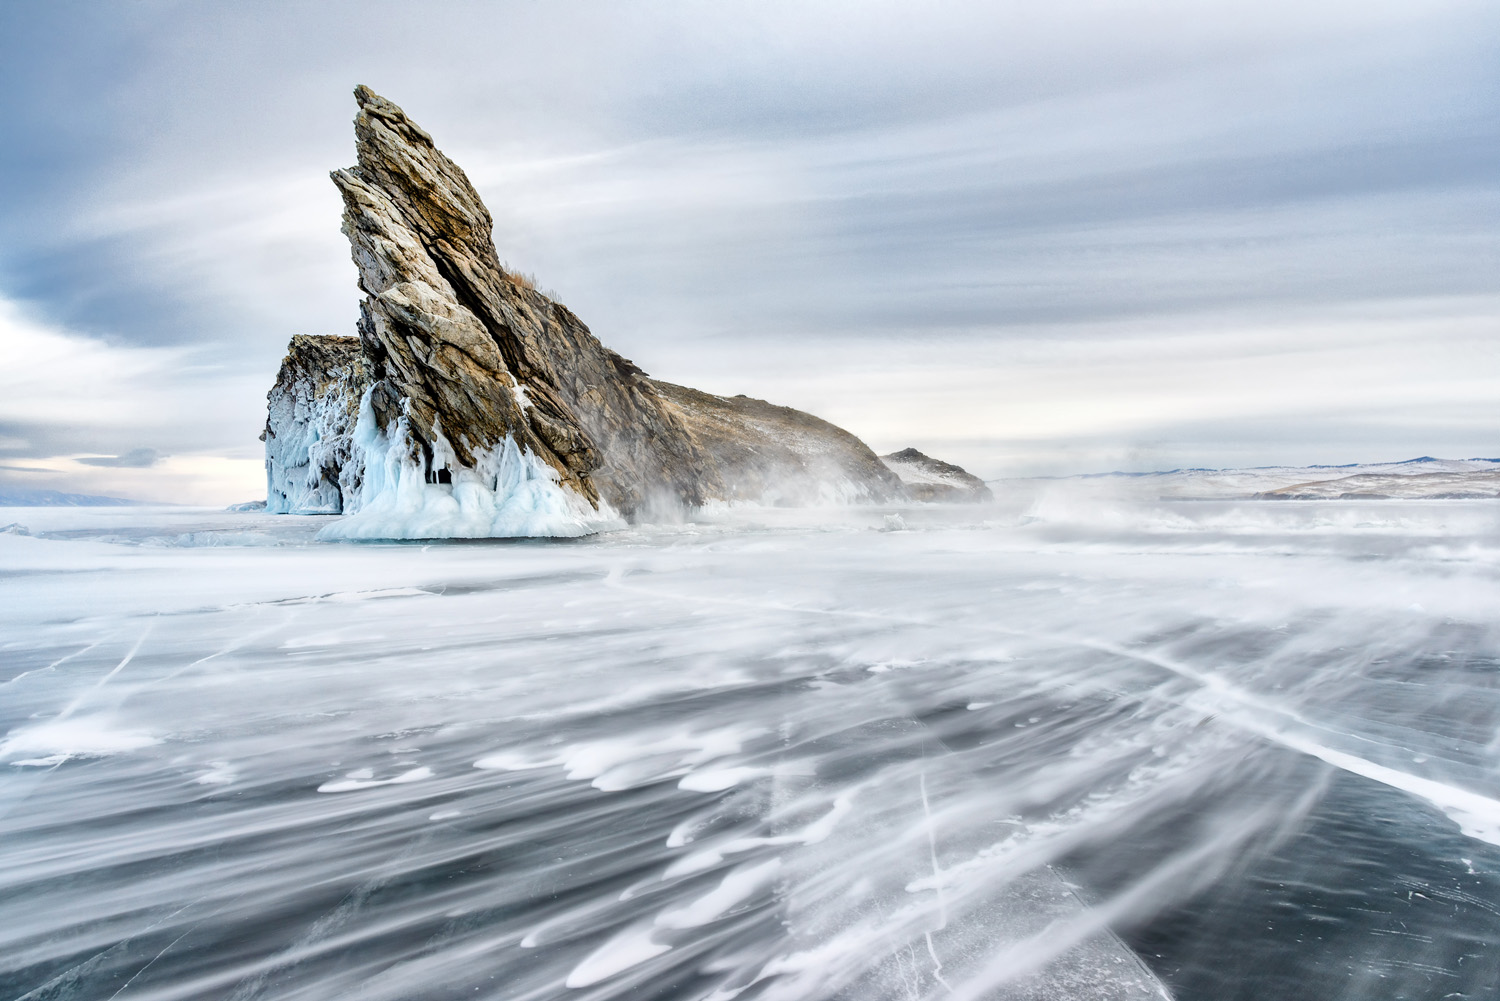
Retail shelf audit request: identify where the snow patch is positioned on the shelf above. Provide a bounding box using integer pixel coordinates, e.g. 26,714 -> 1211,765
565,921 -> 672,987
678,766 -> 769,792
195,762 -> 237,785
475,725 -> 763,791
662,793 -> 857,878
317,765 -> 433,793
2,717 -> 158,764
654,858 -> 781,929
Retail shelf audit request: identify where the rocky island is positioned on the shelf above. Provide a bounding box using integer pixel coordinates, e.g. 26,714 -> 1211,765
263,87 -> 986,537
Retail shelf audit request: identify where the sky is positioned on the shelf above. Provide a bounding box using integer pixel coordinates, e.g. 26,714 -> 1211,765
1,0 -> 1496,504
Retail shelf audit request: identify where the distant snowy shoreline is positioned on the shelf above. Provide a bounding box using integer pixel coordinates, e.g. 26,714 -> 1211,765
995,456 -> 1500,501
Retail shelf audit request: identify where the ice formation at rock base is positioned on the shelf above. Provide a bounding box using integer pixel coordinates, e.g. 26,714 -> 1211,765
316,390 -> 618,540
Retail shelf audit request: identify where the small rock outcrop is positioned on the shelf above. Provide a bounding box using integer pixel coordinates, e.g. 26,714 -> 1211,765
263,335 -> 367,514
263,88 -> 973,537
879,448 -> 993,503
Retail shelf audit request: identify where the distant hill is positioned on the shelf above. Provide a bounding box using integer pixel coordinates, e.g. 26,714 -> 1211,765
0,489 -> 140,507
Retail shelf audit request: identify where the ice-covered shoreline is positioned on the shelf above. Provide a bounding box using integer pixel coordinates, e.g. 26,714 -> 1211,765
1001,455 -> 1500,500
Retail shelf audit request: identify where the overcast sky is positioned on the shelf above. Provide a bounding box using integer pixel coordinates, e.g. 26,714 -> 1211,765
1,0 -> 1496,503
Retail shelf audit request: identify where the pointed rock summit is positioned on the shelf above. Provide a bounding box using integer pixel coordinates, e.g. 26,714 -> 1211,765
265,88 -> 988,537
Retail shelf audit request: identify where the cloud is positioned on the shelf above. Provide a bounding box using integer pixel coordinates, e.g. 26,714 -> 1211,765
669,294 -> 1500,477
75,448 -> 163,468
0,0 -> 1497,492
0,297 -> 266,502
0,450 -> 263,507
0,297 -> 268,454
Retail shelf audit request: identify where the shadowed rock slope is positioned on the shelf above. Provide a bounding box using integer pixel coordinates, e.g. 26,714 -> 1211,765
265,87 -> 914,532
654,383 -> 902,505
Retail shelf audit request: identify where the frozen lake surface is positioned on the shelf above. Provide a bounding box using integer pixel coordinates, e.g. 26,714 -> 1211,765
3,490 -> 1500,1000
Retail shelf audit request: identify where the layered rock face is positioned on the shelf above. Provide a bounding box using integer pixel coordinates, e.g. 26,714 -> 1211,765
879,448 -> 994,503
264,87 -> 927,536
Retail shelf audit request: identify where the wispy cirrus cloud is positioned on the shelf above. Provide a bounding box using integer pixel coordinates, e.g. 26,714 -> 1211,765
76,448 -> 164,468
0,297 -> 264,502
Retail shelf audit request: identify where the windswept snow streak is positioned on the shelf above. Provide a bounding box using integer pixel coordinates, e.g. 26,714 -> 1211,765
3,492 -> 1500,1000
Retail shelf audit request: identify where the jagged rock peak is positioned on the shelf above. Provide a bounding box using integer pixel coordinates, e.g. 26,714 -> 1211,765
329,87 -> 749,521
349,85 -> 499,278
330,85 -> 605,508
